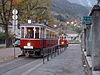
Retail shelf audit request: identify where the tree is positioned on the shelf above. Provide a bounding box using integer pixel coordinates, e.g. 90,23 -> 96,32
17,0 -> 51,24
0,0 -> 14,47
0,32 -> 6,40
0,0 -> 52,47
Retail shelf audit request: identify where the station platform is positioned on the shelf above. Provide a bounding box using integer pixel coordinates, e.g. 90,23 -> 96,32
28,44 -> 85,75
0,44 -> 85,75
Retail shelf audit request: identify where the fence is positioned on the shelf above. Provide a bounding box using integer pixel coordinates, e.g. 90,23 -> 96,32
42,44 -> 68,64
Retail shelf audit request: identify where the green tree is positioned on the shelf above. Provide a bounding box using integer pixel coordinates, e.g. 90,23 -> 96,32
0,0 -> 51,47
17,0 -> 52,24
0,0 -> 14,47
0,32 -> 6,40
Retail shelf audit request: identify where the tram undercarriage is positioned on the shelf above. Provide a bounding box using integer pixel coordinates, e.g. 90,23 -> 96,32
21,48 -> 43,57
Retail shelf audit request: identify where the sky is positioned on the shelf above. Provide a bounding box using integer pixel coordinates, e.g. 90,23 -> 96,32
68,0 -> 97,7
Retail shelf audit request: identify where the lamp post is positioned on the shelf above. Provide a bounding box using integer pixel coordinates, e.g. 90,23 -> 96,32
12,9 -> 18,58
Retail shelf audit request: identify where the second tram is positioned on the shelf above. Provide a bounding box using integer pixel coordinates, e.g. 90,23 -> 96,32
58,34 -> 69,46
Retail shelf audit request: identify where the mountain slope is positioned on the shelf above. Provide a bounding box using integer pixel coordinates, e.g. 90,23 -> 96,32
52,0 -> 90,17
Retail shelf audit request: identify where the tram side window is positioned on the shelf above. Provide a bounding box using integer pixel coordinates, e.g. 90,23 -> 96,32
41,28 -> 42,38
48,30 -> 50,39
46,30 -> 49,38
52,32 -> 54,39
41,27 -> 45,38
51,32 -> 53,39
50,31 -> 52,39
21,27 -> 24,38
50,32 -> 52,39
35,27 -> 39,38
55,34 -> 58,39
54,33 -> 56,39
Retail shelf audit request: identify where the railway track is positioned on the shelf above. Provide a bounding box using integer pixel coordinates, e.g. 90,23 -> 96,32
0,57 -> 43,75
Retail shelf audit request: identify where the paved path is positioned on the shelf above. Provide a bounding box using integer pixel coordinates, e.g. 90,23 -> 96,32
28,44 -> 85,75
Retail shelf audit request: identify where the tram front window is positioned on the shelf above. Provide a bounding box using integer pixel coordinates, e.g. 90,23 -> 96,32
25,28 -> 34,38
25,27 -> 39,38
60,36 -> 66,40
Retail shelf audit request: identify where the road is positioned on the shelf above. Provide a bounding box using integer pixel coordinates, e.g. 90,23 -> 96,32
0,44 -> 85,75
0,44 -> 6,48
0,47 -> 22,62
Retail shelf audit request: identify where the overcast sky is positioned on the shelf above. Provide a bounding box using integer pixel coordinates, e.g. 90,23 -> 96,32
67,0 -> 97,7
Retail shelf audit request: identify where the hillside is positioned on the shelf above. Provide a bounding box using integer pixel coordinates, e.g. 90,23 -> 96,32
51,0 -> 90,21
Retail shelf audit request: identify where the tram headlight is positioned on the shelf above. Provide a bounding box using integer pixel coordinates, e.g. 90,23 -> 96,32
27,42 -> 31,46
61,41 -> 64,44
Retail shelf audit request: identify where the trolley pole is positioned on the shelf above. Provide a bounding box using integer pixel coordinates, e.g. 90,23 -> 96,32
12,9 -> 18,58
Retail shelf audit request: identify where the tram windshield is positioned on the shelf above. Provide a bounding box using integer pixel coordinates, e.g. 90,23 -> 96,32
60,36 -> 66,40
25,28 -> 34,38
25,27 -> 39,38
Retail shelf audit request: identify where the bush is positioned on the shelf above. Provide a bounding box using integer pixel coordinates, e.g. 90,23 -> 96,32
0,32 -> 6,40
0,32 -> 6,43
0,32 -> 6,44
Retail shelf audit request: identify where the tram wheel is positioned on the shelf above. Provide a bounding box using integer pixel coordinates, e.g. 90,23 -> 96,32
25,52 -> 30,57
22,51 -> 25,56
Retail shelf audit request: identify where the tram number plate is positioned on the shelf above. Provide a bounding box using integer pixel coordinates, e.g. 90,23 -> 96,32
24,46 -> 33,49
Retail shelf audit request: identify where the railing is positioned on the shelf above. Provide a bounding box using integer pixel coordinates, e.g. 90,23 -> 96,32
42,44 -> 68,64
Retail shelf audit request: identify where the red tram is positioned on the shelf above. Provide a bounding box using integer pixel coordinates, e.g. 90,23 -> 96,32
58,34 -> 69,46
20,23 -> 58,57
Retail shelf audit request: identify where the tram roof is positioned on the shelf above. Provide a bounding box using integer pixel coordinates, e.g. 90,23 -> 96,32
20,23 -> 57,32
20,23 -> 46,27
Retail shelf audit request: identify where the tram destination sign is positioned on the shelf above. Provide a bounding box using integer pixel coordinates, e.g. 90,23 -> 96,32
82,16 -> 92,25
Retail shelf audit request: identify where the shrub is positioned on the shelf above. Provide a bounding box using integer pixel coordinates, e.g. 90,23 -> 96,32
0,32 -> 6,40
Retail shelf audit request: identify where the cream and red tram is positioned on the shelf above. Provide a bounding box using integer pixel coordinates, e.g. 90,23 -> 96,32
20,23 -> 58,57
58,34 -> 69,46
